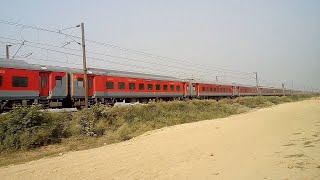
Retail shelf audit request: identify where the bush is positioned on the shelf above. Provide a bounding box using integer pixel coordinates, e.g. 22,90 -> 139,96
0,95 -> 313,152
112,123 -> 133,141
234,96 -> 265,108
72,104 -> 112,136
0,105 -> 69,151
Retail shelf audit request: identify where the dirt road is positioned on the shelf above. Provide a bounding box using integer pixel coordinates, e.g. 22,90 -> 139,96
1,100 -> 320,180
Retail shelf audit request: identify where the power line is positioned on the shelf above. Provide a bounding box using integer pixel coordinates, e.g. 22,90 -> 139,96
0,44 -> 201,81
1,49 -> 250,85
0,19 -> 79,39
0,19 -> 255,76
0,53 -> 212,82
0,37 -> 256,84
0,20 -> 263,87
12,40 -> 26,58
0,36 -> 254,78
86,39 -> 254,75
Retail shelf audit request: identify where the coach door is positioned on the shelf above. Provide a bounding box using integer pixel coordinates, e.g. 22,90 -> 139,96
234,86 -> 240,96
189,82 -> 197,97
88,76 -> 93,97
40,72 -> 49,97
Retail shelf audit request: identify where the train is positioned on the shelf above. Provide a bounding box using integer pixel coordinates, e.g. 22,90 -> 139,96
0,58 -> 304,111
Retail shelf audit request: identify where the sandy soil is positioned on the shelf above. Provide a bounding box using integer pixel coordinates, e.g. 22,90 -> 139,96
1,100 -> 320,180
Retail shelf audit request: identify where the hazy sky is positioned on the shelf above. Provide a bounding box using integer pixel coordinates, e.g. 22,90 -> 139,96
0,0 -> 319,91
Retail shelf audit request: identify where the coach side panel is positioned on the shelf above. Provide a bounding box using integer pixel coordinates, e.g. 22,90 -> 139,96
0,68 -> 39,100
93,75 -> 184,99
48,72 -> 68,99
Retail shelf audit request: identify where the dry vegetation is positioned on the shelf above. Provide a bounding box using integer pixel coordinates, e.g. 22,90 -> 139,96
0,95 -> 313,166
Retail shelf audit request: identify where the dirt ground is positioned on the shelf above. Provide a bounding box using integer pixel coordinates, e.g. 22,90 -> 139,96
1,100 -> 320,180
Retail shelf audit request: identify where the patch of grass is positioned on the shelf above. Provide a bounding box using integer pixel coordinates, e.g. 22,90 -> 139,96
0,105 -> 70,152
0,95 -> 314,166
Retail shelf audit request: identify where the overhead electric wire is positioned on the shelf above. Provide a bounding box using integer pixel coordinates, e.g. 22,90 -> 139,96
0,43 -> 252,88
12,40 -> 26,58
0,19 -> 79,39
0,53 -> 216,82
0,25 -> 267,87
0,37 -> 256,82
0,36 -> 253,78
0,39 -> 256,83
0,40 -> 215,81
86,39 -> 254,76
0,20 -> 260,86
0,19 -> 255,76
0,53 -> 255,86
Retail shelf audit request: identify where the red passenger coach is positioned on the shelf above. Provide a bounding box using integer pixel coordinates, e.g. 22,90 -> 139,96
0,59 -> 68,110
0,67 -> 39,100
238,86 -> 258,96
198,83 -> 233,98
88,68 -> 184,104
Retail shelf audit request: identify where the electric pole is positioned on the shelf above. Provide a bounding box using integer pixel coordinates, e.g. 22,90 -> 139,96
81,23 -> 88,109
254,72 -> 260,94
6,45 -> 11,59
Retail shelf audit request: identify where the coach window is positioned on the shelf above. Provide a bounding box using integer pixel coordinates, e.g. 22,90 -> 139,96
77,78 -> 84,87
163,85 -> 168,91
205,87 -> 209,92
0,76 -> 2,87
139,83 -> 145,90
118,82 -> 125,90
129,83 -> 136,90
210,87 -> 213,92
12,76 -> 28,87
106,82 -> 114,89
88,79 -> 93,89
202,87 -> 205,91
148,84 -> 153,90
176,85 -> 181,91
41,76 -> 47,88
55,76 -> 62,87
170,85 -> 174,91
156,84 -> 161,90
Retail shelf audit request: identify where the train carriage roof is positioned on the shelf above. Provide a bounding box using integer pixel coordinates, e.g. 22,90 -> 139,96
192,80 -> 235,86
87,67 -> 181,81
0,58 -> 181,81
0,58 -> 69,72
